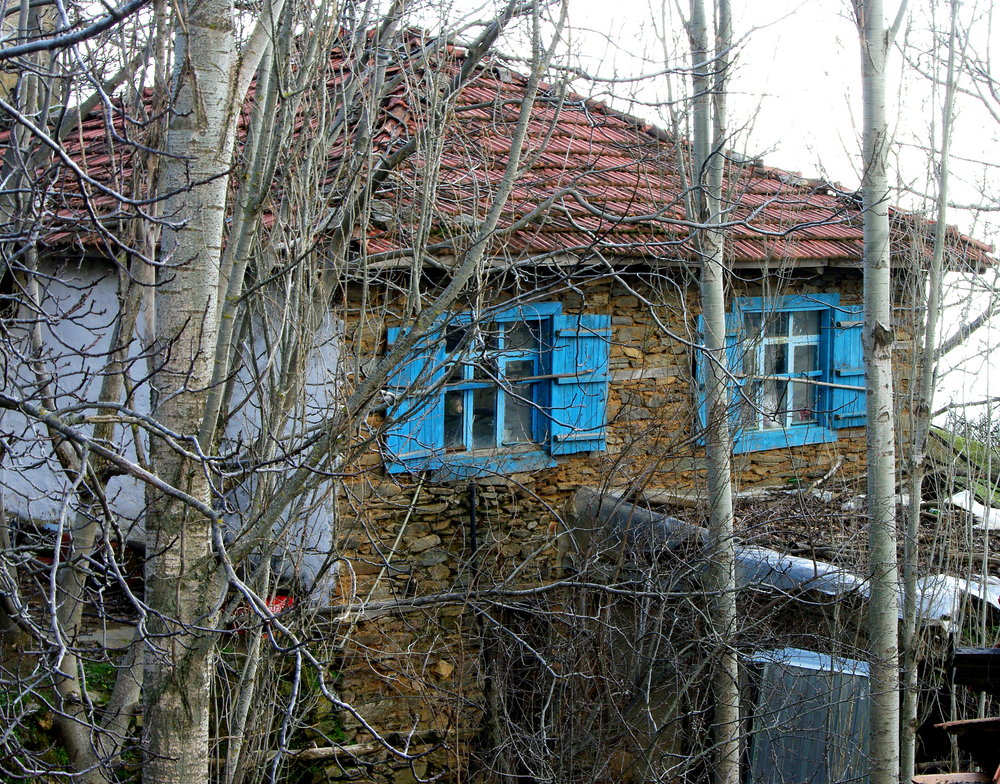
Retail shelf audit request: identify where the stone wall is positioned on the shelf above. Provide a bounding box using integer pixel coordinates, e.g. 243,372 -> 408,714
322,266 -> 911,782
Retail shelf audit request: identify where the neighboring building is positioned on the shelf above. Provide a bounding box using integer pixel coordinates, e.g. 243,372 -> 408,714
1,33 -> 994,784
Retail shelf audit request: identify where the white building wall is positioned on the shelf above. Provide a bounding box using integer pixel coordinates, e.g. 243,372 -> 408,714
1,257 -> 342,596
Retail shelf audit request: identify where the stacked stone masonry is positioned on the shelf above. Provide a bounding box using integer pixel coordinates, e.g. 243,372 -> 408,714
326,267 -> 913,782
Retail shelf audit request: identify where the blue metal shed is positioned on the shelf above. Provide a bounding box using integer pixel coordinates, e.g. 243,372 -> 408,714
747,648 -> 870,784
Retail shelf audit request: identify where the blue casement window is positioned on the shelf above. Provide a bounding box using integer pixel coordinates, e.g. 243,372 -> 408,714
385,303 -> 611,477
697,294 -> 866,453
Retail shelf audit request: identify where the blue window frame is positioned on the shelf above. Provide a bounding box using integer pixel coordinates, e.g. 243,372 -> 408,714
442,316 -> 546,453
698,294 -> 866,453
385,304 -> 611,477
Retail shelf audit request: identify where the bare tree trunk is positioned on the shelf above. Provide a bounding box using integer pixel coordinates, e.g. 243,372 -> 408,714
855,3 -> 906,784
689,3 -> 739,784
142,0 -> 238,777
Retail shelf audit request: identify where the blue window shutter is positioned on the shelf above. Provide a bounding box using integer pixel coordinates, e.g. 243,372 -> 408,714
549,314 -> 611,455
829,305 -> 866,429
384,325 -> 446,472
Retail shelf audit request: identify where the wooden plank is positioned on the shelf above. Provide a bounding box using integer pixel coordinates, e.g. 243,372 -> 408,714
936,717 -> 1000,733
912,773 -> 991,784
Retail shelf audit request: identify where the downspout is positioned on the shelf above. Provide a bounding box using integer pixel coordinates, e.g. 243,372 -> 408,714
468,480 -> 479,582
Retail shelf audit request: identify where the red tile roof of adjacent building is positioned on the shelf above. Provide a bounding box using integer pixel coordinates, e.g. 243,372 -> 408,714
20,34 -> 994,271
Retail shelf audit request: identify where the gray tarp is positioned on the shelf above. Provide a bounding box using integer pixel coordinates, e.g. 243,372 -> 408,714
570,488 -> 1000,628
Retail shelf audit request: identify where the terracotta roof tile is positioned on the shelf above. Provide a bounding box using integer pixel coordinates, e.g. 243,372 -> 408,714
9,35 -> 993,270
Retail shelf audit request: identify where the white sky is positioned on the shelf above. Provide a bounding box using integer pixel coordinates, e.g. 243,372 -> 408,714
560,0 -> 1000,419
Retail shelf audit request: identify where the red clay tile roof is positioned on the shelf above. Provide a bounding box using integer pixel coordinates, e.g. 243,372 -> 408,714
16,35 -> 994,271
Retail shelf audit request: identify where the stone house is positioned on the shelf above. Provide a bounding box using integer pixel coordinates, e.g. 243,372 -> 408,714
2,34 -> 994,784
312,46 -> 992,782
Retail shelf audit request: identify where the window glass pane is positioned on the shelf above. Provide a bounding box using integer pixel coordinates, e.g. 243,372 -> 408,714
471,387 -> 497,449
445,326 -> 467,353
473,359 -> 498,380
506,321 -> 540,352
762,378 -> 787,429
437,316 -> 549,453
504,383 -> 533,444
445,327 -> 468,382
470,326 -> 499,380
444,390 -> 465,450
764,343 -> 787,375
506,359 -> 534,379
794,344 -> 818,373
486,328 -> 500,353
792,310 -> 820,336
792,381 -> 817,423
764,312 -> 788,337
734,392 -> 752,432
734,305 -> 827,435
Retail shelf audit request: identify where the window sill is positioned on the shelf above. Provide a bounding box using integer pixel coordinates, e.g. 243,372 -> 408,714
732,425 -> 837,454
432,448 -> 557,480
387,446 -> 558,478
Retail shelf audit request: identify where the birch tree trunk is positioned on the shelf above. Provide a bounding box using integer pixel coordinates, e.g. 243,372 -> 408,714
689,3 -> 739,784
855,3 -> 906,784
142,0 -> 238,778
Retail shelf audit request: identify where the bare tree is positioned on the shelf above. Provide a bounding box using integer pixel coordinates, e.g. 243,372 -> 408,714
853,1 -> 908,783
5,0 -> 1000,781
899,2 -> 964,777
686,3 -> 739,784
0,0 -> 574,779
